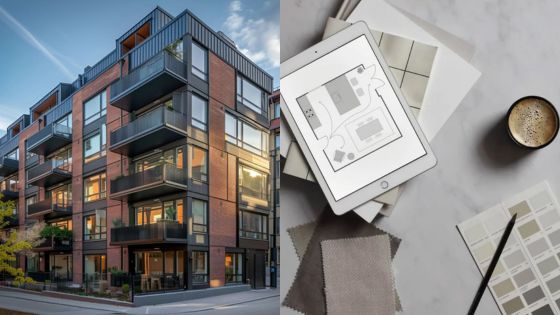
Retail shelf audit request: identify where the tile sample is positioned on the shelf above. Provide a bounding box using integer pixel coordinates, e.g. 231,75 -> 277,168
458,182 -> 560,314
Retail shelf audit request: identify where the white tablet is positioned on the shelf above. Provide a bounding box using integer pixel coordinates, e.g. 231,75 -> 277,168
281,21 -> 437,215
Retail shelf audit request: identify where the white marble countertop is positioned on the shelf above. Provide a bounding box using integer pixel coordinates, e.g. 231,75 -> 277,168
280,0 -> 560,314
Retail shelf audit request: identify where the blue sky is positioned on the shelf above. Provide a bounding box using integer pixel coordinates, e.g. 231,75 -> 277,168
0,0 -> 279,136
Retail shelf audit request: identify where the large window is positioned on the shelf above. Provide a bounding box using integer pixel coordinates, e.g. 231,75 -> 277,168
225,113 -> 268,155
48,184 -> 72,207
192,251 -> 208,284
84,209 -> 106,240
84,124 -> 106,164
84,91 -> 107,125
189,146 -> 208,182
134,147 -> 183,172
135,199 -> 183,225
166,39 -> 183,61
191,199 -> 207,244
84,254 -> 106,278
239,210 -> 268,240
191,94 -> 207,131
49,146 -> 72,172
237,76 -> 264,114
49,254 -> 72,280
83,173 -> 106,202
239,165 -> 269,207
134,250 -> 184,292
225,253 -> 243,283
0,175 -> 18,192
191,42 -> 208,80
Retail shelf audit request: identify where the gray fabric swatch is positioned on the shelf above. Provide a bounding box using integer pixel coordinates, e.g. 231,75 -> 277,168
322,235 -> 396,315
287,218 -> 402,311
283,208 -> 401,314
287,221 -> 318,260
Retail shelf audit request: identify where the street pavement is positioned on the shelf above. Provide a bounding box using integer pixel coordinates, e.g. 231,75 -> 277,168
0,287 -> 279,315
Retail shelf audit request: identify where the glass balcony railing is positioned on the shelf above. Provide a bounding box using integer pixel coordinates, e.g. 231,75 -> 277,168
110,221 -> 187,245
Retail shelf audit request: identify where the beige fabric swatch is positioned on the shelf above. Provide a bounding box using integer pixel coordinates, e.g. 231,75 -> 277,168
322,235 -> 396,315
287,221 -> 318,260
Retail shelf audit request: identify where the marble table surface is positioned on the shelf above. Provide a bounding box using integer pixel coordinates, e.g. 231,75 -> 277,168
280,0 -> 560,314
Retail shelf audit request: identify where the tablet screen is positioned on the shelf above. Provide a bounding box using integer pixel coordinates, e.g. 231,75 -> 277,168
282,35 -> 427,201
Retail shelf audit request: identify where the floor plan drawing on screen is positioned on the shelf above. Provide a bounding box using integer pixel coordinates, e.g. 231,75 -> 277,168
296,64 -> 402,171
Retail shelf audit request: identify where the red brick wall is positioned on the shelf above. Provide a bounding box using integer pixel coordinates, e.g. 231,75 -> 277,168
209,53 -> 235,109
70,62 -> 121,282
208,52 -> 238,288
209,198 -> 236,286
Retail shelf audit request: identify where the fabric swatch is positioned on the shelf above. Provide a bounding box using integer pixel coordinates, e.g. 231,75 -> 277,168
283,208 -> 402,314
287,221 -> 318,260
322,235 -> 395,315
287,218 -> 402,310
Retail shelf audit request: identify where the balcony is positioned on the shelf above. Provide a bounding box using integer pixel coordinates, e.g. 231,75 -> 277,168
239,187 -> 270,210
27,124 -> 72,157
27,198 -> 72,218
27,160 -> 71,187
110,50 -> 188,111
34,236 -> 72,252
110,221 -> 187,245
0,188 -> 18,201
0,157 -> 19,177
110,107 -> 188,156
110,163 -> 187,202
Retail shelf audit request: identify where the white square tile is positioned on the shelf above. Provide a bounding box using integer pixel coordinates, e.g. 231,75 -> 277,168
401,72 -> 429,109
379,34 -> 413,70
390,68 -> 404,86
407,42 -> 437,76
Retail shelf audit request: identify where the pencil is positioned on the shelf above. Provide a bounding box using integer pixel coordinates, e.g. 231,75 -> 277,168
467,213 -> 518,315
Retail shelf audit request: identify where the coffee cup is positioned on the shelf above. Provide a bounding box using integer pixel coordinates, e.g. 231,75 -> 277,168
506,96 -> 559,149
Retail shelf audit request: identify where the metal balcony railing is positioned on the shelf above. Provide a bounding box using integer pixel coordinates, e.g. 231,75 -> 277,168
27,198 -> 72,217
110,163 -> 187,199
27,123 -> 72,156
110,221 -> 187,245
27,159 -> 71,186
109,107 -> 188,156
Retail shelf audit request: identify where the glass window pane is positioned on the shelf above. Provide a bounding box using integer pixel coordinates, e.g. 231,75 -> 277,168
191,95 -> 207,131
242,78 -> 262,112
192,199 -> 207,225
225,113 -> 237,139
166,39 -> 183,61
165,251 -> 174,274
84,134 -> 101,159
84,96 -> 98,122
242,123 -> 262,152
191,42 -> 207,80
191,146 -> 207,182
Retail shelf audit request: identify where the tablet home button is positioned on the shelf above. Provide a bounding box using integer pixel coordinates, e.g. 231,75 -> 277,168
381,181 -> 389,189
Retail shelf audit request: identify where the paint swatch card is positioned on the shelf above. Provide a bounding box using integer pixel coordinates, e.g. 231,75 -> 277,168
458,182 -> 560,315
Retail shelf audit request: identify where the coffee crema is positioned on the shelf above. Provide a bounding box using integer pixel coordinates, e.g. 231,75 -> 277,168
507,96 -> 559,149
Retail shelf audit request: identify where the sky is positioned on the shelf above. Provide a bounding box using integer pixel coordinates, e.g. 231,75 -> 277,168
0,0 -> 279,136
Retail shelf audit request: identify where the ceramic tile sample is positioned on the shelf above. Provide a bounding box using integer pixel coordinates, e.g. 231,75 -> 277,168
458,182 -> 560,314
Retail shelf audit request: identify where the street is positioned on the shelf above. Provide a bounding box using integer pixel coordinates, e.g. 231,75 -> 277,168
0,288 -> 279,315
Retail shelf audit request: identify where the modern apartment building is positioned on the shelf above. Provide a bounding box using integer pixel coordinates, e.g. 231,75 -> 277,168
0,7 -> 273,293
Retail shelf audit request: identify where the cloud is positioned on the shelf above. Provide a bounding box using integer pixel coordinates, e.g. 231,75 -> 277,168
223,0 -> 280,70
0,6 -> 75,80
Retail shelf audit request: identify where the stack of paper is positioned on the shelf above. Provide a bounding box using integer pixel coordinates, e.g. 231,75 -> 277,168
281,0 -> 481,222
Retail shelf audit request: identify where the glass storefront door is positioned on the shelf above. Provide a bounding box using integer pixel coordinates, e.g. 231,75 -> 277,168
133,250 -> 184,292
49,254 -> 72,280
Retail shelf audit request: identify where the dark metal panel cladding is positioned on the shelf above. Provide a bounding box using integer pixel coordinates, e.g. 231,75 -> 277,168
130,10 -> 273,93
44,96 -> 73,125
83,49 -> 118,84
0,134 -> 19,157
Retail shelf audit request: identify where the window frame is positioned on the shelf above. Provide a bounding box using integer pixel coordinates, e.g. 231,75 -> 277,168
84,91 -> 107,125
225,112 -> 268,156
83,124 -> 107,164
192,251 -> 208,284
191,41 -> 208,81
236,75 -> 264,114
83,173 -> 107,203
83,209 -> 107,241
188,145 -> 208,183
239,210 -> 268,240
191,94 -> 208,131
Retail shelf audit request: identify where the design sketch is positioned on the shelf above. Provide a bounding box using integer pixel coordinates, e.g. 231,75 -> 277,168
296,64 -> 402,171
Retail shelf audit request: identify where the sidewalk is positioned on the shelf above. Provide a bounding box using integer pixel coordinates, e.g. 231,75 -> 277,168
0,287 -> 279,315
